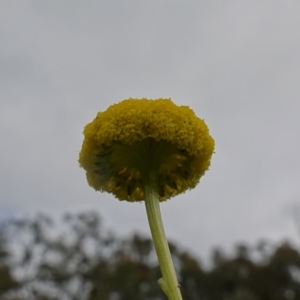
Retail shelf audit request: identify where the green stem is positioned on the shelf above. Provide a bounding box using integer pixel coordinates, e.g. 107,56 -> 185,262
144,172 -> 183,300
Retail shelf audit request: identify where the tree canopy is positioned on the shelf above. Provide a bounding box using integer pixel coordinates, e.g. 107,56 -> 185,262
0,212 -> 299,300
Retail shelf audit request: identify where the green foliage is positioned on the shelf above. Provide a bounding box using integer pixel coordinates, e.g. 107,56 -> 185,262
0,213 -> 300,300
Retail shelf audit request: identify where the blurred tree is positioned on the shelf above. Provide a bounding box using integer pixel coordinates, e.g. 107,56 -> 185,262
178,251 -> 205,300
1,213 -> 300,300
206,243 -> 255,300
249,242 -> 300,300
0,225 -> 19,297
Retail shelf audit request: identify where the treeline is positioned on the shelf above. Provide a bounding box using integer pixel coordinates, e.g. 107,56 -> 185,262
0,212 -> 300,300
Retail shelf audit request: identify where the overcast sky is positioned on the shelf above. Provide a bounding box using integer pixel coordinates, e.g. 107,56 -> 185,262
1,1 -> 300,260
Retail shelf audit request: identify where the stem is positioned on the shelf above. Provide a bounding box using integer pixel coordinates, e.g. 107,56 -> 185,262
144,172 -> 183,300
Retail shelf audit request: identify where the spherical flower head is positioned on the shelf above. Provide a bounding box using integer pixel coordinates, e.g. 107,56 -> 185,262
79,98 -> 215,202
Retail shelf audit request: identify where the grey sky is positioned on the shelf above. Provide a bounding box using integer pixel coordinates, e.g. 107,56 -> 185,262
1,1 -> 300,259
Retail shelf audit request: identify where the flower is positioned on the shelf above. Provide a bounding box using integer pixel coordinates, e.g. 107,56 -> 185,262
79,98 -> 214,202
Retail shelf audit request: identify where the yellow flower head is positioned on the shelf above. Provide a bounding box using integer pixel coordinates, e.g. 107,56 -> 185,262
79,98 -> 214,202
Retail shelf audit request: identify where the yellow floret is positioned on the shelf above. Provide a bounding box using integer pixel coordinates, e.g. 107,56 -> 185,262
79,98 -> 215,201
